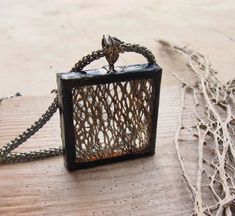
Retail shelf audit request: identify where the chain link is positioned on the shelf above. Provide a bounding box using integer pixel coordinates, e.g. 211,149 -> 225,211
0,37 -> 156,164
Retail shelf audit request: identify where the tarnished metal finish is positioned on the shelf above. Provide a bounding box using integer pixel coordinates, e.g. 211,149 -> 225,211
101,35 -> 123,72
70,49 -> 106,74
70,35 -> 156,73
57,64 -> 162,171
0,35 -> 158,164
0,92 -> 22,104
0,97 -> 61,163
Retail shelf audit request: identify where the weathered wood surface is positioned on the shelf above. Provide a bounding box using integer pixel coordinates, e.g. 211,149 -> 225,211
0,86 -> 195,216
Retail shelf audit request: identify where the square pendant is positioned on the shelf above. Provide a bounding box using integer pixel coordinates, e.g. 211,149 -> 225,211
57,64 -> 162,171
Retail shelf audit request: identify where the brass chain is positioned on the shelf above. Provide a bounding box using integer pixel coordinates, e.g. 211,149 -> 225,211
0,38 -> 156,164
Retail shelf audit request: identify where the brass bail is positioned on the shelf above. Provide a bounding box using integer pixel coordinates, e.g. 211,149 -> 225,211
101,35 -> 123,73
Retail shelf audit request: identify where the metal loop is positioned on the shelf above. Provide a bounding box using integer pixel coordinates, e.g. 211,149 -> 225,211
70,35 -> 156,72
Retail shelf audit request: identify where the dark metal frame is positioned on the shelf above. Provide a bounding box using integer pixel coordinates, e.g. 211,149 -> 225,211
57,64 -> 162,171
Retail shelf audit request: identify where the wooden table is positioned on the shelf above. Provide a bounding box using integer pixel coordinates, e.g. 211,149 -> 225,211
0,0 -> 234,214
0,86 -> 195,216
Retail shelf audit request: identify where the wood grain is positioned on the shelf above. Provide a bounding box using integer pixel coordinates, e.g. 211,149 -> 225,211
0,87 -> 195,216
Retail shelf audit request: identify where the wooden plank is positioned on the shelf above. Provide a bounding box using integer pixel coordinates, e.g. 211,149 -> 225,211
0,87 -> 194,216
